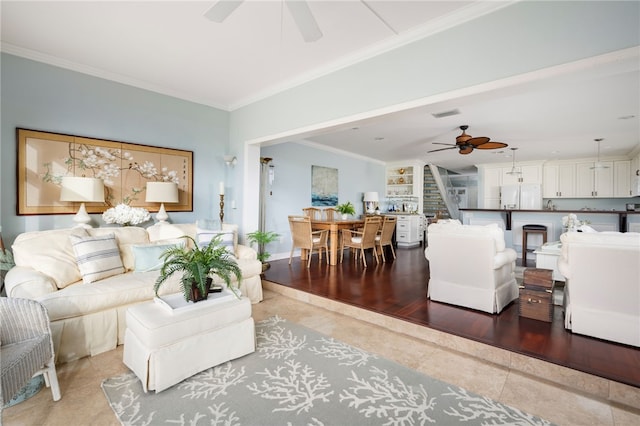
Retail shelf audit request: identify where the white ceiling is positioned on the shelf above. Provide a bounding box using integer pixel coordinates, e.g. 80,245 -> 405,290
2,1 -> 639,173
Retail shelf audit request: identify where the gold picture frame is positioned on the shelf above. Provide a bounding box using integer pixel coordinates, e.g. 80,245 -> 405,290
17,128 -> 193,215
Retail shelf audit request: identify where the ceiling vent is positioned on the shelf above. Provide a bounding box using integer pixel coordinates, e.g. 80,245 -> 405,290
431,109 -> 460,119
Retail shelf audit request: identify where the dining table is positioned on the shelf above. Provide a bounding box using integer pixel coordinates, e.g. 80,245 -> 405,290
310,218 -> 365,266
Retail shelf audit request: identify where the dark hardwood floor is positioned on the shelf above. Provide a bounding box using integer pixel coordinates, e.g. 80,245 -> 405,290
263,245 -> 640,388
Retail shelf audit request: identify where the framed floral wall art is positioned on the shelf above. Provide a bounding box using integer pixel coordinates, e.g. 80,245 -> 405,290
17,128 -> 193,215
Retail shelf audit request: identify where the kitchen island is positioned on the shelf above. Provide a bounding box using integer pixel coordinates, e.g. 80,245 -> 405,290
459,208 -> 639,233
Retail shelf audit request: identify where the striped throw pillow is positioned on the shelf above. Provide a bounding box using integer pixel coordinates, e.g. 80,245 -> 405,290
196,228 -> 236,256
70,233 -> 125,284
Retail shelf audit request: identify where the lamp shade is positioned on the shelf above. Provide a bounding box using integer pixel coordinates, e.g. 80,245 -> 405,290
363,192 -> 379,202
60,177 -> 104,202
145,182 -> 179,203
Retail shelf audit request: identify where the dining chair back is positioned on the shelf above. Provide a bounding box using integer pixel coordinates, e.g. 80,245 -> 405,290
288,215 -> 329,267
302,207 -> 322,220
340,216 -> 382,267
376,215 -> 397,262
322,207 -> 337,221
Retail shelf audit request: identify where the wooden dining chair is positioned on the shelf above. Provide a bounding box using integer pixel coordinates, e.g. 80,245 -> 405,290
375,215 -> 397,262
288,215 -> 329,267
322,207 -> 337,221
340,216 -> 382,267
302,207 -> 322,220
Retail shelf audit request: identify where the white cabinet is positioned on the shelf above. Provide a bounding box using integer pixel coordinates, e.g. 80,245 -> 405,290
386,163 -> 423,213
395,214 -> 423,248
614,160 -> 631,197
576,161 -> 613,197
632,154 -> 640,196
480,163 -> 542,208
543,163 -> 575,198
501,164 -> 541,186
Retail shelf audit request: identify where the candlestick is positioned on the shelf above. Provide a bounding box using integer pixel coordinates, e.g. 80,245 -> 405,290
219,181 -> 225,195
219,194 -> 225,225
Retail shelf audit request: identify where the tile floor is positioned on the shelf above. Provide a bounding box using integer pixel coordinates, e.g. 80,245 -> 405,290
2,289 -> 639,425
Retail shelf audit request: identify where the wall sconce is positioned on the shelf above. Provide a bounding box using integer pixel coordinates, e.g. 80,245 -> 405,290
145,182 -> 179,224
224,155 -> 237,167
60,176 -> 105,228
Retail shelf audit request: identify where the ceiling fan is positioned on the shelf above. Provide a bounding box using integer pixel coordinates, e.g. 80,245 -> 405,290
428,125 -> 508,155
204,0 -> 323,43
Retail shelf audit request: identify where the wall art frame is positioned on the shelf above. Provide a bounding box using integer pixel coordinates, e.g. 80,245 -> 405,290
17,128 -> 193,215
311,165 -> 338,206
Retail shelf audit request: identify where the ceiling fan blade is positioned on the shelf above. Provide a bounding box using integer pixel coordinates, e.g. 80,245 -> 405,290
467,136 -> 490,146
204,0 -> 244,23
432,142 -> 456,147
459,146 -> 474,155
475,141 -> 509,150
286,0 -> 323,42
427,146 -> 457,153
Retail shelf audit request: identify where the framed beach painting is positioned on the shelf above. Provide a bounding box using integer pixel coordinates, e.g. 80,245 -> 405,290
311,165 -> 338,206
17,128 -> 193,215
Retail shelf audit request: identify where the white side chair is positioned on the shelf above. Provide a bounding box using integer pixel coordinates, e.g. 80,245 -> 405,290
425,221 -> 518,314
1,297 -> 61,405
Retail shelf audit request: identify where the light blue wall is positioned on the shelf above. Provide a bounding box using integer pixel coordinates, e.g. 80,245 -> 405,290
259,142 -> 385,258
0,53 -> 230,245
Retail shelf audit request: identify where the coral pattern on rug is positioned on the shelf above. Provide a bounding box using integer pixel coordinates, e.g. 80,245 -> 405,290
102,316 -> 553,425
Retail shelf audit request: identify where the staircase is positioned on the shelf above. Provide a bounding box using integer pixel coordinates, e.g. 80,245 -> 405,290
423,164 -> 460,220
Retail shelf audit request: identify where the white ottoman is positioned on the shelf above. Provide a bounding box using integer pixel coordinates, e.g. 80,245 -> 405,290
123,292 -> 255,393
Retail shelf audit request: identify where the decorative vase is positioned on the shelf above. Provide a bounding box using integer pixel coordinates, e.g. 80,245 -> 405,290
341,214 -> 348,220
189,277 -> 213,302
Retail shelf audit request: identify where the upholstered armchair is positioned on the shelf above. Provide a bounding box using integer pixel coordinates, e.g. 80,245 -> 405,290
1,297 -> 61,406
558,231 -> 640,347
425,221 -> 518,314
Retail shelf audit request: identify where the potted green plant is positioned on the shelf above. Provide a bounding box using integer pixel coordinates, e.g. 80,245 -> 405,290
336,201 -> 356,219
246,230 -> 280,272
154,235 -> 242,303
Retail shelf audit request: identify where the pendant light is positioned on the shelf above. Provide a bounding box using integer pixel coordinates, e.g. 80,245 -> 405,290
506,147 -> 522,176
590,138 -> 610,169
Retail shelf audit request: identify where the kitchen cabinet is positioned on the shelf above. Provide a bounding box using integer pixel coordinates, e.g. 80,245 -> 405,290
576,161 -> 613,197
501,164 -> 541,186
480,163 -> 542,208
543,163 -> 575,198
395,214 -> 423,248
614,160 -> 631,197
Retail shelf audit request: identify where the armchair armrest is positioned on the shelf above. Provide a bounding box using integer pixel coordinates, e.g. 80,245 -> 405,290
492,248 -> 517,270
4,266 -> 58,299
235,244 -> 258,261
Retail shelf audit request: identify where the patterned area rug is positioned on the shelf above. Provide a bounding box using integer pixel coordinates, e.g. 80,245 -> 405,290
102,316 -> 553,425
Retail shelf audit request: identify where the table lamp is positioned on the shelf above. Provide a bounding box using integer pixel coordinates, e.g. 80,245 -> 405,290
60,176 -> 105,228
146,182 -> 179,224
363,191 -> 379,214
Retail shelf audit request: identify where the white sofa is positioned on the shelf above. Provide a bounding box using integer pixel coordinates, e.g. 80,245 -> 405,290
558,231 -> 640,347
425,220 -> 519,314
4,223 -> 263,363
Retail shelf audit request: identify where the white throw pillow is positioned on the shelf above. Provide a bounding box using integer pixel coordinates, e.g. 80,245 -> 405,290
70,233 -> 125,284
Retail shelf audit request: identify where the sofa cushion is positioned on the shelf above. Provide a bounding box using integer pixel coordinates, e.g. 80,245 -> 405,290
88,226 -> 150,271
70,233 -> 125,284
131,241 -> 185,273
38,271 -> 183,322
12,227 -> 89,289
